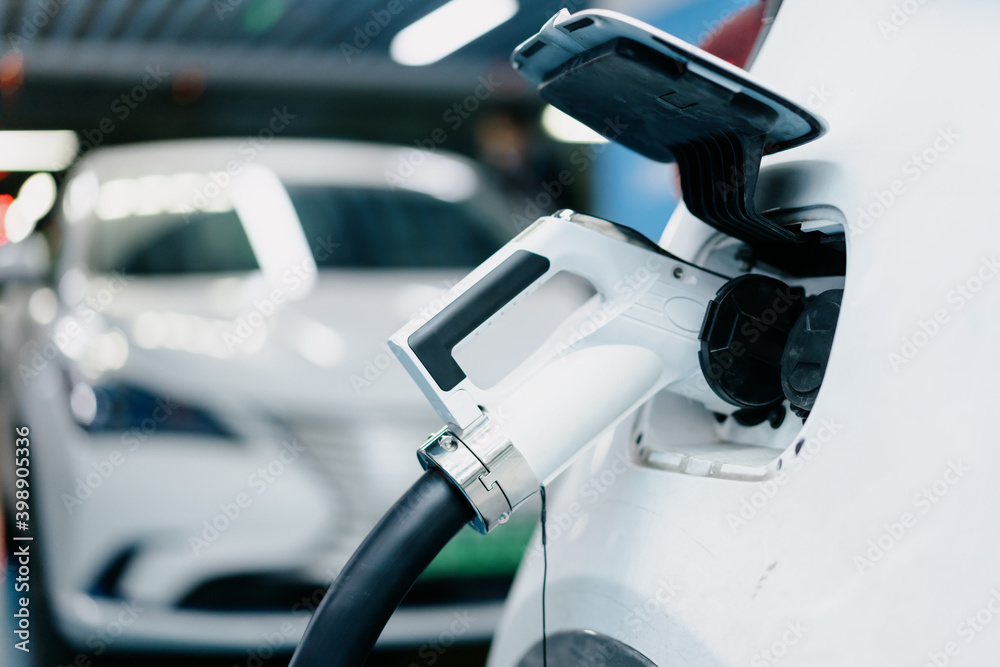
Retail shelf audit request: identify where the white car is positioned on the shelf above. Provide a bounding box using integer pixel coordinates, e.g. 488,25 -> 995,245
0,138 -> 549,656
483,3 -> 1000,666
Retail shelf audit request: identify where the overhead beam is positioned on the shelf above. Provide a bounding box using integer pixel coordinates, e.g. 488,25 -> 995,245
17,42 -> 531,97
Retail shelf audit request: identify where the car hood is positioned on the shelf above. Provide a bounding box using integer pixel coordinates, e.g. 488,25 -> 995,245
67,269 -> 466,419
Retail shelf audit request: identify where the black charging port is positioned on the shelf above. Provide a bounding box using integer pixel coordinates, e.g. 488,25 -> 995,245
700,276 -> 843,424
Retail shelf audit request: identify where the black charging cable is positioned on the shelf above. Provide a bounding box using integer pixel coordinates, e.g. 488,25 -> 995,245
288,468 -> 474,667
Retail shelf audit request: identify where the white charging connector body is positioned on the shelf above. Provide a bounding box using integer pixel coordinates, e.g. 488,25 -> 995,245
390,211 -> 731,532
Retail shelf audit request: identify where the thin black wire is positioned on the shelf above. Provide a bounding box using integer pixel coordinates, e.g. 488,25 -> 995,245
540,485 -> 548,667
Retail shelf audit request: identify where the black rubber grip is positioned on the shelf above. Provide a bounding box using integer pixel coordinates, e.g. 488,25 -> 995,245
408,250 -> 550,392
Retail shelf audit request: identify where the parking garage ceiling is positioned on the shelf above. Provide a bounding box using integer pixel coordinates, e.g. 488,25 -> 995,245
0,0 -> 591,140
4,0 -> 586,88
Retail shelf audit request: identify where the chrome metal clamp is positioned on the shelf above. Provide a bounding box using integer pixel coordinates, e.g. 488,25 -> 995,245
418,416 -> 539,534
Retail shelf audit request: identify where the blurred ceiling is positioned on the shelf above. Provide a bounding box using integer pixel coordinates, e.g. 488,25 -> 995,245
2,0 -> 589,91
0,0 -> 591,141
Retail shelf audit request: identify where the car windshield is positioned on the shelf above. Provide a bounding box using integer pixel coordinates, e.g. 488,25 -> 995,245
88,185 -> 509,274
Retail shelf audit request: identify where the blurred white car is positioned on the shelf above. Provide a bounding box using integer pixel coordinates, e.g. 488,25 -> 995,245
0,138 -> 550,654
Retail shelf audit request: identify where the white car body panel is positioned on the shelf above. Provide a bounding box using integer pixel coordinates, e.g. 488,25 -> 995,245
490,1 -> 999,665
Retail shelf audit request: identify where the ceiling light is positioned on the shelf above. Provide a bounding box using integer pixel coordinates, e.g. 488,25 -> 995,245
4,199 -> 34,243
16,172 -> 58,222
398,154 -> 478,202
541,105 -> 609,144
232,165 -> 317,299
390,0 -> 519,66
0,131 -> 78,171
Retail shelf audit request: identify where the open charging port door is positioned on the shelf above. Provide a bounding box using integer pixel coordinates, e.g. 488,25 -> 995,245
512,9 -> 844,276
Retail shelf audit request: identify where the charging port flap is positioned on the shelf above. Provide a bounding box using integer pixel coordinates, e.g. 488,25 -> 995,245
512,9 -> 843,275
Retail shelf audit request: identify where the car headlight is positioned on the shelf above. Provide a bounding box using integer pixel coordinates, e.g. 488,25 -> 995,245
68,381 -> 236,440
